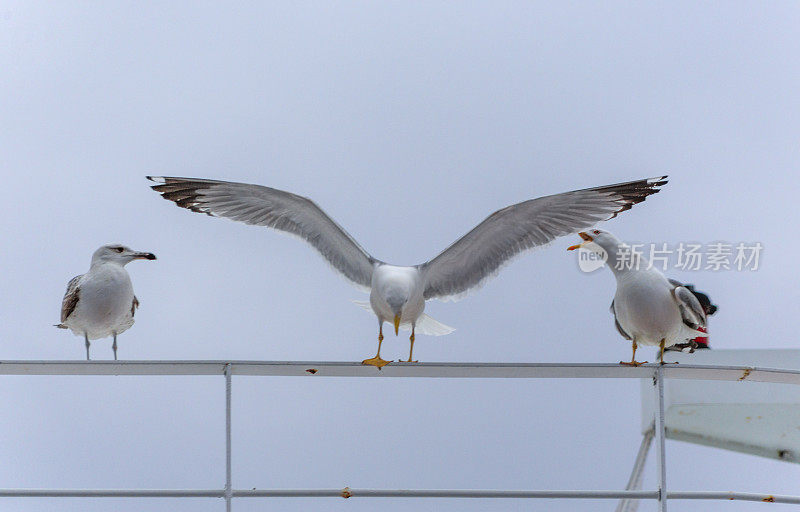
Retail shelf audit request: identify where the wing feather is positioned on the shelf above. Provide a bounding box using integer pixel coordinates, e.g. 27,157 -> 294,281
58,275 -> 83,325
148,177 -> 379,289
670,281 -> 707,331
611,299 -> 633,340
419,176 -> 668,300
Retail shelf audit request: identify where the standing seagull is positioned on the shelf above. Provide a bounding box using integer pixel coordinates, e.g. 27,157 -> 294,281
148,175 -> 667,367
56,245 -> 157,360
567,229 -> 706,364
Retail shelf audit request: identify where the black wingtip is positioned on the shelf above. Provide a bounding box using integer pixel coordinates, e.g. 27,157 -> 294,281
648,175 -> 669,187
597,175 -> 669,219
147,176 -> 217,216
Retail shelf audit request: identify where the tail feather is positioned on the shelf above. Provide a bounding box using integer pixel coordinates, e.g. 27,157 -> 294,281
351,300 -> 455,336
352,300 -> 373,313
414,313 -> 456,336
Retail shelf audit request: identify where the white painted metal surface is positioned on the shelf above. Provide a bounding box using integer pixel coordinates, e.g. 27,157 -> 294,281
654,367 -> 668,512
2,359 -> 799,509
641,349 -> 800,463
224,363 -> 232,512
2,359 -> 800,382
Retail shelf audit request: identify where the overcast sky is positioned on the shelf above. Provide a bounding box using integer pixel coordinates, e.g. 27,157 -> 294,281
1,1 -> 799,511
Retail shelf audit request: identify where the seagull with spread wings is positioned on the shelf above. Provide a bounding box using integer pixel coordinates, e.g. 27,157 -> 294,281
149,176 -> 667,367
56,244 -> 157,360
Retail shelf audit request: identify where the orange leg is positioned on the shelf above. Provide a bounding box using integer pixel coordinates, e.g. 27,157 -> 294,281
406,326 -> 418,363
362,323 -> 391,368
620,340 -> 647,366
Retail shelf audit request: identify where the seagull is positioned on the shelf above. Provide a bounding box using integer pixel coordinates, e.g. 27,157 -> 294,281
56,244 -> 157,360
148,175 -> 667,367
567,229 -> 706,364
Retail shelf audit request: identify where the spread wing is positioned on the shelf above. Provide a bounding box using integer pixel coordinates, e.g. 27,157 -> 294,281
59,275 -> 83,325
148,176 -> 380,290
670,279 -> 707,331
419,176 -> 668,300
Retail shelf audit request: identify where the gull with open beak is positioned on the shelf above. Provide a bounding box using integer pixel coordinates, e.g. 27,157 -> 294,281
56,244 -> 157,360
568,229 -> 706,364
148,175 -> 667,368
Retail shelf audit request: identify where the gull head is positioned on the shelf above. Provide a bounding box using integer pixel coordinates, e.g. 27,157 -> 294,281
385,292 -> 407,335
567,229 -> 619,253
91,244 -> 157,266
371,265 -> 423,336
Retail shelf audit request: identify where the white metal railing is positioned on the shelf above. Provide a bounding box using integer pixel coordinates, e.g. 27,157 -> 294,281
2,360 -> 800,511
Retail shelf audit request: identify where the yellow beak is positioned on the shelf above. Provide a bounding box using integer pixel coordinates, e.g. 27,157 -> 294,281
393,315 -> 401,336
567,231 -> 594,251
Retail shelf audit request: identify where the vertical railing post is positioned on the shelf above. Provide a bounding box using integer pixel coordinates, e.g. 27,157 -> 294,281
225,363 -> 233,511
653,366 -> 667,512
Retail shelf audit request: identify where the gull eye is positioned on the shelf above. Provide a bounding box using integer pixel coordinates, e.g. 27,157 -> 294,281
114,247 -> 124,253
593,230 -> 601,235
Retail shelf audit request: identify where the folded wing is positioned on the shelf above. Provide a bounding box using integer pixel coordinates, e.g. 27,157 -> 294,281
669,279 -> 707,333
148,177 -> 379,290
57,274 -> 82,327
419,176 -> 668,300
610,299 -> 633,340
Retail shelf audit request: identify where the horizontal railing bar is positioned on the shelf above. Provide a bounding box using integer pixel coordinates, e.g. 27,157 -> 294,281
0,361 -> 228,376
0,489 -> 659,499
0,361 -> 798,384
0,489 -> 223,498
667,491 -> 800,504
233,489 -> 660,499
3,489 -> 799,502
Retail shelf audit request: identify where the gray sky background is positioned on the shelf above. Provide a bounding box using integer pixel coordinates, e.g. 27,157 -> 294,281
1,1 -> 799,511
